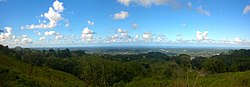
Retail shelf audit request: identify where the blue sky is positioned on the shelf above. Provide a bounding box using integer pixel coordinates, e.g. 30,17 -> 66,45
0,0 -> 250,47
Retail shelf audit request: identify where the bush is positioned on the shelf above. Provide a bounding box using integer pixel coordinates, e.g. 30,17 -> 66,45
203,58 -> 226,74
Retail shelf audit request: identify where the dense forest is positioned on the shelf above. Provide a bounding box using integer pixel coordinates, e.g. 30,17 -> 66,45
0,44 -> 250,87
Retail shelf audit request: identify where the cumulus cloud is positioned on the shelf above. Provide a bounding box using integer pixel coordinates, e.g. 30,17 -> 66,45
243,5 -> 250,14
0,27 -> 36,46
43,31 -> 64,40
234,37 -> 242,43
1,27 -> 33,46
110,28 -> 132,42
117,28 -> 127,33
134,34 -> 140,42
118,0 -> 131,6
20,35 -> 33,44
117,0 -> 179,8
87,20 -> 94,26
0,27 -> 13,41
132,23 -> 139,29
113,11 -> 129,20
39,37 -> 46,41
197,6 -> 210,16
81,27 -> 95,42
53,0 -> 64,12
142,32 -> 152,41
111,34 -> 119,42
44,31 -> 56,36
196,31 -> 209,41
55,34 -> 63,40
155,34 -> 167,42
21,0 -> 65,29
119,29 -> 131,39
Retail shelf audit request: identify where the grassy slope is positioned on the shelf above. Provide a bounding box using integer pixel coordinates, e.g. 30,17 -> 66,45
0,51 -> 84,87
125,70 -> 250,87
196,71 -> 250,87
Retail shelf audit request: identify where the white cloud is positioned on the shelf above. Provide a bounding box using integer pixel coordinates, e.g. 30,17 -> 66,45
37,32 -> 41,35
44,31 -> 64,40
110,28 -> 132,42
0,27 -> 34,46
81,27 -> 95,42
65,19 -> 70,27
0,27 -> 30,46
20,35 -> 33,44
196,31 -> 209,41
118,0 -> 131,6
43,7 -> 63,27
117,0 -> 179,8
197,6 -> 210,16
132,23 -> 139,29
39,37 -> 46,41
87,20 -> 94,26
142,32 -> 152,41
111,34 -> 120,42
234,37 -> 242,43
243,5 -> 250,14
155,34 -> 167,42
117,28 -> 123,33
113,11 -> 129,20
53,0 -> 64,12
120,31 -> 131,39
5,27 -> 12,33
34,31 -> 41,36
55,34 -> 63,40
21,0 -> 65,29
117,28 -> 127,33
65,23 -> 70,27
0,27 -> 12,41
134,34 -> 140,41
44,31 -> 56,36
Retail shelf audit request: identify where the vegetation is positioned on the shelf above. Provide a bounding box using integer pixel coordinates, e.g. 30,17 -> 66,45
0,44 -> 250,87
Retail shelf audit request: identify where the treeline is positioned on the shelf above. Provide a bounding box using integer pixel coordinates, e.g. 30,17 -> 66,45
1,44 -> 250,86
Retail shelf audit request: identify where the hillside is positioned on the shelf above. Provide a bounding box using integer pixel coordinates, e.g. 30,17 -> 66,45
0,51 -> 84,87
124,70 -> 250,87
0,45 -> 250,87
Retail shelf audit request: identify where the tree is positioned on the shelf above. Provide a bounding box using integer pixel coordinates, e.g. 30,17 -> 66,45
72,50 -> 86,57
56,48 -> 71,58
203,58 -> 226,74
48,49 -> 56,57
176,54 -> 191,69
23,51 -> 46,75
191,57 -> 207,70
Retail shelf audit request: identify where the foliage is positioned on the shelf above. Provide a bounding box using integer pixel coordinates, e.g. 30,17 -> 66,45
191,56 -> 207,70
1,44 -> 250,86
203,58 -> 226,74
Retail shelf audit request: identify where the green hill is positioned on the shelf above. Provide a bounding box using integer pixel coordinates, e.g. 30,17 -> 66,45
1,46 -> 250,87
124,70 -> 250,87
0,51 -> 84,87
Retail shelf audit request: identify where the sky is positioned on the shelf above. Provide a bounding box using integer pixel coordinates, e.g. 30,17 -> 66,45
0,0 -> 250,48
